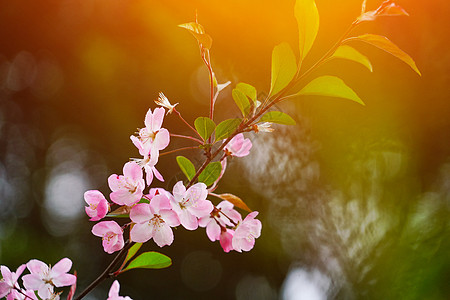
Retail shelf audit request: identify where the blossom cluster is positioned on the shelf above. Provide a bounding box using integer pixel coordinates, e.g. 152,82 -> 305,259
85,97 -> 262,254
0,258 -> 76,300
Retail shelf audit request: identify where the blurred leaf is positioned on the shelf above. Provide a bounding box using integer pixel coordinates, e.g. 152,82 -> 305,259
198,162 -> 222,186
215,118 -> 241,141
232,89 -> 251,116
297,75 -> 365,105
295,0 -> 319,62
176,156 -> 196,181
216,193 -> 252,212
178,22 -> 212,49
194,117 -> 216,141
123,251 -> 172,271
260,111 -> 296,125
124,243 -> 142,265
270,43 -> 297,96
236,82 -> 257,102
347,34 -> 421,75
332,45 -> 373,72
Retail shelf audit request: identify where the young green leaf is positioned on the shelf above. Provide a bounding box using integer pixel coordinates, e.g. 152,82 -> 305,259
260,111 -> 296,125
347,34 -> 421,76
194,117 -> 216,141
332,45 -> 373,72
124,243 -> 142,265
297,75 -> 365,105
215,193 -> 252,213
295,0 -> 319,62
176,156 -> 196,181
215,118 -> 241,141
198,161 -> 222,186
232,89 -> 251,116
270,42 -> 297,96
178,22 -> 212,49
236,82 -> 257,102
122,251 -> 172,271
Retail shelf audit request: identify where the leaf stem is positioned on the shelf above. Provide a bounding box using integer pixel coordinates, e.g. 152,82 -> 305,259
74,241 -> 134,300
170,133 -> 203,144
160,146 -> 199,157
174,109 -> 202,139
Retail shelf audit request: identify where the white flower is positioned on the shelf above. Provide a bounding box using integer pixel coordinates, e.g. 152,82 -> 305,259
154,92 -> 178,114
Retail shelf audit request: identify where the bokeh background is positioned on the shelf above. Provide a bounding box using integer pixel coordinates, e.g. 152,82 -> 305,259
0,0 -> 449,299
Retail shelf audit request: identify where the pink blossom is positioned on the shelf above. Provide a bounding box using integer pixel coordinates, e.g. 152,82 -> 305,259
131,107 -> 170,157
0,264 -> 26,299
232,211 -> 262,252
84,190 -> 109,221
170,181 -> 213,230
223,133 -> 252,157
108,161 -> 145,206
199,201 -> 241,242
130,145 -> 164,185
130,194 -> 180,247
91,221 -> 125,254
107,280 -> 132,300
22,258 -> 76,300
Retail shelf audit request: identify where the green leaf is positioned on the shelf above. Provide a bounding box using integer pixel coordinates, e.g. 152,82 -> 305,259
270,42 -> 297,96
178,22 -> 212,49
260,111 -> 296,125
332,45 -> 373,72
215,118 -> 241,141
232,89 -> 251,116
176,156 -> 196,181
123,251 -> 172,271
236,82 -> 257,102
295,0 -> 320,62
347,34 -> 421,76
198,162 -> 222,186
194,117 -> 216,141
124,243 -> 142,265
297,75 -> 365,105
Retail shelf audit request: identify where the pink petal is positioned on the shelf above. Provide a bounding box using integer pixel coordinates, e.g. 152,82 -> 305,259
144,165 -> 154,186
130,223 -> 153,243
123,161 -> 143,183
84,190 -> 106,205
153,129 -> 170,151
52,273 -> 77,288
107,174 -> 122,192
92,221 -> 122,237
179,209 -> 198,230
130,203 -> 152,224
152,166 -> 164,182
188,199 -> 213,218
160,210 -> 180,227
51,258 -> 72,276
26,259 -> 48,276
110,190 -> 140,206
206,221 -> 221,242
0,283 -> 10,299
150,194 -> 171,212
108,280 -> 120,298
152,224 -> 173,247
22,273 -> 43,291
37,284 -> 53,299
172,181 -> 186,201
220,230 -> 234,253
